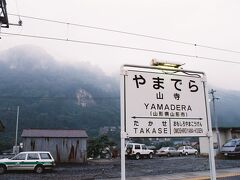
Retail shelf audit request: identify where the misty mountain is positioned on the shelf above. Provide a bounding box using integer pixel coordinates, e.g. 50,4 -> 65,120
0,45 -> 120,145
1,45 -> 240,148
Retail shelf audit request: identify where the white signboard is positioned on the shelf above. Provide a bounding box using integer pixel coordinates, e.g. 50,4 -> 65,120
121,66 -> 209,137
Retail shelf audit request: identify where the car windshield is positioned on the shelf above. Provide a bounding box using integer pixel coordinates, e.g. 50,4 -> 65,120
223,140 -> 238,147
160,147 -> 168,150
127,144 -> 133,149
11,153 -> 26,160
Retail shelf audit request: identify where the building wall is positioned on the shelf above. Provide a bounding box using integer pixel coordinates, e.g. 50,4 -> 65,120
199,129 -> 234,155
212,129 -> 228,148
22,137 -> 87,163
231,130 -> 240,139
199,137 -> 209,155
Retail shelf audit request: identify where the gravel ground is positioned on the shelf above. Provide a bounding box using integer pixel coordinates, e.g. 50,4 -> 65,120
1,156 -> 240,180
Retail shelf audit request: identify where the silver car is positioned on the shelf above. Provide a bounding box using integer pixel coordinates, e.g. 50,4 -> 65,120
177,146 -> 198,156
156,147 -> 180,157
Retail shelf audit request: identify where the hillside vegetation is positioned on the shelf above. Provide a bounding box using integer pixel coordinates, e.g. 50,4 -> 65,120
0,45 -> 120,149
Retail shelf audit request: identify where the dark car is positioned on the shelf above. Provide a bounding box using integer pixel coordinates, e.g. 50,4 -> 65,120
221,139 -> 240,157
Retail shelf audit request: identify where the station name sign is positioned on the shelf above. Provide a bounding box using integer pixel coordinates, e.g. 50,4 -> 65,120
121,66 -> 209,138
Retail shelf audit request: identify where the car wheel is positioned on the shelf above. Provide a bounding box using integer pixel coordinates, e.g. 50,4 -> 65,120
185,152 -> 188,156
195,151 -> 198,156
167,153 -> 171,157
135,153 -> 140,160
179,153 -> 182,157
0,165 -> 6,174
149,153 -> 153,159
35,165 -> 44,174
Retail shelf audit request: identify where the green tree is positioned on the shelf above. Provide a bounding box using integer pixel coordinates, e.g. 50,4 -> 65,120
87,135 -> 116,158
0,139 -> 12,153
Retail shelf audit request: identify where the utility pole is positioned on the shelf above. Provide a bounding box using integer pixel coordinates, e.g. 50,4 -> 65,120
0,21 -> 1,30
0,0 -> 21,32
0,0 -> 9,28
15,106 -> 20,147
209,89 -> 221,152
13,106 -> 20,154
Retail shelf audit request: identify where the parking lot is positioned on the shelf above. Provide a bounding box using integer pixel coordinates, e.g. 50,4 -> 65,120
1,155 -> 240,180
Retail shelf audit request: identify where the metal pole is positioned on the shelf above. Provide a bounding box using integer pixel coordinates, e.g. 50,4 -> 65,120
209,89 -> 221,152
120,67 -> 126,180
15,106 -> 19,147
120,133 -> 126,180
208,136 -> 217,180
0,22 -> 2,39
204,83 -> 216,180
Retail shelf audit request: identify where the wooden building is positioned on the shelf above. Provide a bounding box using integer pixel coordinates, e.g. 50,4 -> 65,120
21,129 -> 88,163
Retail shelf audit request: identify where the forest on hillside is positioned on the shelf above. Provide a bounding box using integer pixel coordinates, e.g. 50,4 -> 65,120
0,45 -> 120,151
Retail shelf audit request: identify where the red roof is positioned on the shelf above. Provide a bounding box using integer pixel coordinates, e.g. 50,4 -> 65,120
21,129 -> 88,138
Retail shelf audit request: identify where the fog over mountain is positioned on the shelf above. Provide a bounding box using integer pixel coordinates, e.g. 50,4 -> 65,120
0,45 -> 120,144
0,45 -> 240,146
212,89 -> 240,128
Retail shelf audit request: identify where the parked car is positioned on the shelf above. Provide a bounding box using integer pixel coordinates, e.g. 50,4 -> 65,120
0,151 -> 55,174
125,143 -> 154,160
156,147 -> 180,157
221,139 -> 240,157
177,146 -> 198,156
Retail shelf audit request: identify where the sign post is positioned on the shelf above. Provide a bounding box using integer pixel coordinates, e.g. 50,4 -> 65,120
120,64 -> 216,180
120,68 -> 127,180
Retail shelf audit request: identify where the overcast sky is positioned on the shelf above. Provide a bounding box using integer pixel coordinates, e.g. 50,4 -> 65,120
1,0 -> 240,90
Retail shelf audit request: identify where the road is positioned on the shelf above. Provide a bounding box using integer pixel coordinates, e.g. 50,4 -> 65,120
1,156 -> 240,179
219,177 -> 240,180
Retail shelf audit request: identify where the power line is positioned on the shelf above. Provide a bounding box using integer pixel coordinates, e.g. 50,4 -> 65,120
8,13 -> 240,55
2,31 -> 240,65
8,13 -> 193,46
0,95 -> 120,100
